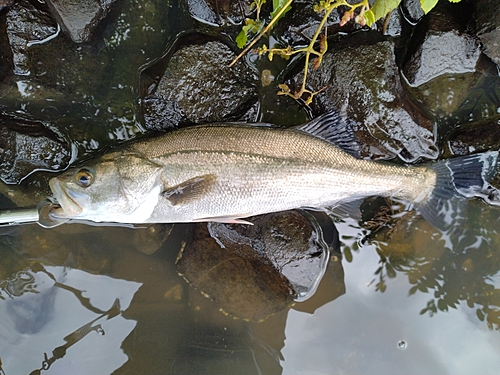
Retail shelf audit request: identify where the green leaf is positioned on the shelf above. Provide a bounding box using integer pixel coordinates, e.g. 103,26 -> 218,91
370,0 -> 402,22
270,0 -> 292,22
236,20 -> 263,48
420,0 -> 439,13
364,10 -> 376,27
448,0 -> 461,3
236,29 -> 248,48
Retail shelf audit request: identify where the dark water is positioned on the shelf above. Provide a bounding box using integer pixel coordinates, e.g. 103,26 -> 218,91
2,205 -> 500,374
2,0 -> 500,374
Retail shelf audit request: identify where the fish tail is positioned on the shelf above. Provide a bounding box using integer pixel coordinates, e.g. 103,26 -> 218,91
418,151 -> 499,230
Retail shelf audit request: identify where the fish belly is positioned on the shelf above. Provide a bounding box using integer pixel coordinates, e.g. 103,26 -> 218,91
145,150 -> 417,223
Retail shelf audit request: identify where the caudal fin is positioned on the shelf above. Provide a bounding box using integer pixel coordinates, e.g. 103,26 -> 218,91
417,151 -> 499,230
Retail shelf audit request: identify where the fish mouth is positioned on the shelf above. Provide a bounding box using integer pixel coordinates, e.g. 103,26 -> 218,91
49,177 -> 84,217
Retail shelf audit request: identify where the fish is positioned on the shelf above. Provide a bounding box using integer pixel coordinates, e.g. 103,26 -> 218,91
46,112 -> 500,230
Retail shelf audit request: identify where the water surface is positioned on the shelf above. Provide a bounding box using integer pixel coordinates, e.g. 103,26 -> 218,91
2,0 -> 500,373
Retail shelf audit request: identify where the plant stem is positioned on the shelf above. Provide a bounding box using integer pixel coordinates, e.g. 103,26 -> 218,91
297,0 -> 342,96
229,0 -> 294,67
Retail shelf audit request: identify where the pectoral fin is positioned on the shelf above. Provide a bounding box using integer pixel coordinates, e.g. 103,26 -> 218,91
162,174 -> 217,205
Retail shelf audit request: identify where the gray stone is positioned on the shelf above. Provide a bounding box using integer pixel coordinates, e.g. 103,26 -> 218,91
476,0 -> 500,66
288,33 -> 437,162
141,40 -> 258,130
45,0 -> 117,43
0,118 -> 71,184
403,31 -> 481,87
5,1 -> 58,76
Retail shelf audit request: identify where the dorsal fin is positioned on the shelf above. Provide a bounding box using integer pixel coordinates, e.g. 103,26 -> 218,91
295,111 -> 362,158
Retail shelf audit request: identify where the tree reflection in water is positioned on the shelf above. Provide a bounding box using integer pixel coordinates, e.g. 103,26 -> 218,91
347,197 -> 500,330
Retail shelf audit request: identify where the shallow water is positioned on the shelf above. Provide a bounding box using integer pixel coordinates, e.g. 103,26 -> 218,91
2,203 -> 500,374
2,0 -> 500,373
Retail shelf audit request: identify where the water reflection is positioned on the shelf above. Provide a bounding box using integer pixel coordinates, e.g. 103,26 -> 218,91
0,264 -> 140,375
280,206 -> 500,375
2,197 -> 500,374
355,199 -> 500,331
0,211 -> 345,374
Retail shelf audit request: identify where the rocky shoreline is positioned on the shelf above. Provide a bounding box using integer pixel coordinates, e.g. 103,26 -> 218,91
0,0 -> 499,205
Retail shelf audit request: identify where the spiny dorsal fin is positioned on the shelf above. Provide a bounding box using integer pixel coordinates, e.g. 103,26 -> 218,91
162,174 -> 217,205
296,111 -> 362,159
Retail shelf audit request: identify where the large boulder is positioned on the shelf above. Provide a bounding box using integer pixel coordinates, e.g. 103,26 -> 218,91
286,32 -> 437,162
141,38 -> 258,130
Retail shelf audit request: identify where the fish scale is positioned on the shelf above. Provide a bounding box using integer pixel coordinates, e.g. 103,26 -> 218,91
46,112 -> 499,230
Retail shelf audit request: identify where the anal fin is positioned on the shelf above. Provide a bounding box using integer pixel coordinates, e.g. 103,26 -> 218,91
193,216 -> 254,225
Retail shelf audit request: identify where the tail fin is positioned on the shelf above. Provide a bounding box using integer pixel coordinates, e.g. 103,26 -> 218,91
417,151 -> 499,231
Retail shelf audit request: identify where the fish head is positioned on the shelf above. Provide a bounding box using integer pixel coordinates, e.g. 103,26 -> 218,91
49,151 -> 163,223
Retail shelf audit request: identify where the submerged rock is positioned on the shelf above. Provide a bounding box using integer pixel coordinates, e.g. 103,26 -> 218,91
141,39 -> 258,130
287,32 -> 437,162
401,1 -> 482,117
403,32 -> 480,87
0,116 -> 71,184
475,0 -> 500,66
176,210 -> 331,321
0,0 -> 13,12
5,1 -> 58,76
5,269 -> 59,334
184,0 -> 251,27
45,0 -> 118,43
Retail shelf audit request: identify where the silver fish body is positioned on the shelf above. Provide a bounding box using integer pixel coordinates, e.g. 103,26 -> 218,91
48,113 -> 499,229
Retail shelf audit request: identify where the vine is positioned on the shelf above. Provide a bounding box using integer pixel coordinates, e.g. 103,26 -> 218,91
231,0 -> 462,106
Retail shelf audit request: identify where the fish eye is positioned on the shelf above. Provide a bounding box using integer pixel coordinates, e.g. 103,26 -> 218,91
75,168 -> 95,188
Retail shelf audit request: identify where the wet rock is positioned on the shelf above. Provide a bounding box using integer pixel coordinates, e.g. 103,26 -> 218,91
0,0 -> 13,12
274,2 -> 343,49
0,12 -> 12,81
288,32 -> 437,162
401,2 -> 482,117
184,0 -> 251,27
400,0 -> 425,25
176,210 -> 331,321
447,120 -> 500,157
141,39 -> 258,130
272,0 -> 380,51
403,30 -> 480,86
5,1 -> 58,76
131,224 -> 174,255
0,116 -> 71,184
45,0 -> 118,43
475,0 -> 500,66
380,8 -> 402,37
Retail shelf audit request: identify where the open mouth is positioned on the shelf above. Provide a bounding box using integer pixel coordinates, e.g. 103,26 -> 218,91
49,177 -> 84,216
